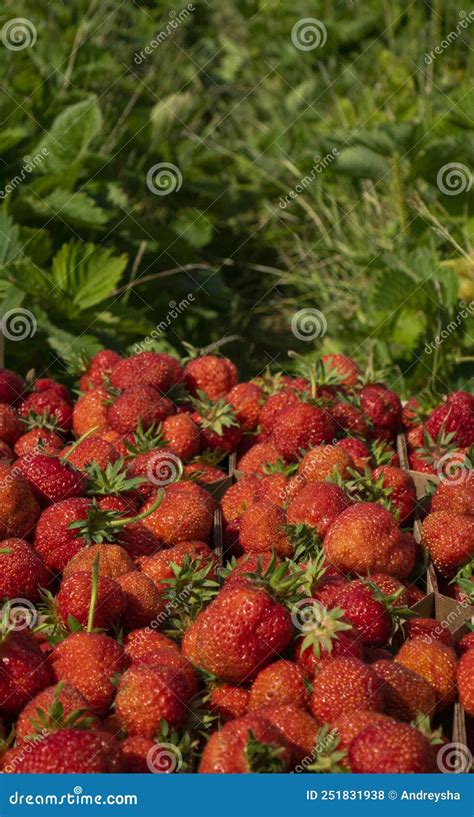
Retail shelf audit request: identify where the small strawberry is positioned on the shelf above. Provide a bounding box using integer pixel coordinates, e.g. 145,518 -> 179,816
16,453 -> 86,506
310,656 -> 384,723
79,349 -> 122,390
422,511 -> 474,577
402,617 -> 454,648
183,461 -> 227,485
9,728 -> 123,773
20,390 -> 72,433
0,538 -> 50,601
0,368 -> 25,404
139,540 -> 214,592
198,714 -> 291,773
161,413 -> 201,460
335,437 -> 370,469
63,544 -> 134,580
273,403 -> 336,461
115,664 -> 188,737
141,481 -> 215,544
371,465 -> 417,522
332,580 -> 394,647
258,389 -> 301,434
239,499 -> 293,558
321,354 -> 360,387
209,684 -> 250,722
237,441 -> 282,475
190,391 -> 242,454
248,660 -> 309,711
107,385 -> 174,434
184,354 -> 238,401
430,472 -> 474,515
226,382 -> 264,431
294,607 -> 362,679
395,637 -> 458,710
332,710 -> 390,764
0,404 -> 23,446
0,461 -> 40,539
110,351 -> 182,393
371,659 -> 436,721
72,386 -> 110,437
287,481 -> 351,538
331,401 -> 369,437
348,721 -> 435,773
360,384 -> 402,437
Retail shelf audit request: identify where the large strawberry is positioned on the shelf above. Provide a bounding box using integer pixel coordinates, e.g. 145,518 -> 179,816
259,704 -> 319,762
371,659 -> 436,721
425,391 -> 474,448
421,511 -> 474,577
395,637 -> 457,710
184,354 -> 238,400
258,389 -> 301,434
0,538 -> 50,601
348,721 -> 434,773
360,384 -> 402,437
298,444 -> 353,482
239,499 -> 293,557
237,441 -> 282,475
19,390 -> 73,433
310,656 -> 384,723
248,660 -> 309,711
107,385 -> 174,434
0,461 -> 40,539
115,664 -> 188,737
16,453 -> 86,506
287,481 -> 351,538
14,427 -> 63,457
198,714 -> 291,773
141,481 -> 215,544
161,413 -> 201,460
457,648 -> 474,716
273,403 -> 336,461
110,351 -> 182,393
16,682 -> 98,739
9,728 -> 123,773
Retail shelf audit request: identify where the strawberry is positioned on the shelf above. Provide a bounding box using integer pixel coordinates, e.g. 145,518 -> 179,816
309,656 -> 385,723
57,571 -> 126,630
273,403 -> 336,461
371,465 -> 417,522
16,682 -> 98,739
457,648 -> 474,715
395,637 -> 457,710
64,435 -> 118,472
298,444 -> 354,482
16,453 -> 86,506
421,511 -> 474,576
115,664 -> 188,736
209,684 -> 250,722
183,462 -> 227,485
332,710 -> 390,766
161,413 -> 201,460
360,384 -> 402,437
287,481 -> 351,538
182,583 -> 294,683
239,499 -> 293,558
34,497 -> 91,572
123,629 -> 179,664
117,571 -> 167,629
33,379 -> 71,401
0,404 -> 23,446
332,580 -> 393,647
248,660 -> 309,711
0,461 -> 40,539
425,391 -> 474,448
0,630 -> 52,715
107,385 -> 174,434
110,351 -> 182,393
457,631 -> 474,656
324,502 -> 415,578
79,349 -> 122,390
259,704 -> 319,762
19,390 -> 72,433
223,551 -> 280,588
63,544 -> 134,580
371,659 -> 436,721
348,721 -> 434,773
190,392 -> 242,454
237,441 -> 282,475
141,481 -> 215,544
0,440 -> 13,460
198,714 -> 291,773
295,614 -> 362,679
184,355 -> 238,401
0,368 -> 25,404
226,382 -> 264,431
120,735 -> 159,773
321,354 -> 360,387
331,401 -> 369,437
14,427 -> 63,457
335,437 -> 370,469
0,538 -> 50,601
73,386 -> 109,437
258,389 -> 301,433
126,447 -> 182,498
430,473 -> 474,515
403,617 -> 453,648
254,472 -> 293,507
9,728 -> 123,773
49,631 -> 124,715
139,540 -> 213,592
136,649 -> 197,699
367,573 -> 411,608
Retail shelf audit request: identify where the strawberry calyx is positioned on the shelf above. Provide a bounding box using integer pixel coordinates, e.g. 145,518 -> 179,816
161,555 -> 219,638
20,409 -> 65,435
86,458 -> 146,496
24,681 -> 96,737
411,714 -> 444,746
252,368 -> 285,396
244,729 -> 287,773
370,438 -> 395,466
68,490 -> 164,545
298,605 -> 353,659
191,391 -> 239,436
237,552 -> 309,606
262,459 -> 299,477
282,522 -> 323,561
304,724 -> 348,773
123,421 -> 168,455
155,719 -> 199,772
329,466 -> 397,516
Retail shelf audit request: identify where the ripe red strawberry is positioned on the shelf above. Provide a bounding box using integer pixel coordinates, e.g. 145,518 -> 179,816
120,735 -> 162,773
123,629 -> 179,664
298,445 -> 353,482
34,497 -> 91,572
182,583 -> 294,683
331,401 -> 369,436
310,656 -> 384,724
360,384 -> 402,436
239,499 -> 293,557
190,392 -> 242,454
457,648 -> 474,715
50,631 -> 124,715
226,382 -> 264,431
0,404 -> 23,446
79,349 -> 122,391
14,427 -> 63,457
110,351 -> 182,393
183,462 -> 227,485
0,368 -> 25,404
287,481 -> 351,538
136,649 -> 197,699
9,728 -> 123,773
332,710 -> 390,763
198,714 -> 291,773
16,682 -> 99,739
184,355 -> 238,401
0,440 -> 13,460
295,620 -> 362,679
0,631 -> 52,715
321,354 -> 360,387
116,571 -> 166,629
371,659 -> 436,721
349,721 -> 435,773
63,544 -> 134,580
367,573 -> 411,607
430,473 -> 474,515
324,502 -> 415,578
403,617 -> 454,647
126,446 -> 182,498
273,403 -> 336,461
237,441 -> 282,475
0,461 -> 40,539
0,538 -> 50,601
140,540 -> 213,591
371,465 -> 417,522
258,389 -> 301,433
32,378 -> 70,401
64,436 -> 118,472
19,390 -> 73,432
254,472 -> 292,507
422,511 -> 474,576
223,551 -> 280,589
107,385 -> 173,434
115,664 -> 188,737
333,580 -> 393,647
425,391 -> 474,448
73,386 -> 109,437
209,684 -> 250,722
16,453 -> 86,506
335,437 -> 370,469
395,637 -> 457,710
57,571 -> 126,630
161,412 -> 201,460
248,660 -> 309,711
259,704 -> 319,762
141,481 -> 215,544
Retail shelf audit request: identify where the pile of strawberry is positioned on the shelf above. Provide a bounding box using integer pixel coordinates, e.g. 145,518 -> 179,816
403,390 -> 474,475
0,349 -> 471,775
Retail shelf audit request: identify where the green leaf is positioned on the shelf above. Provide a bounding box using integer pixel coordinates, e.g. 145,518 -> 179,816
334,146 -> 390,181
25,189 -> 109,228
35,96 -> 102,173
0,127 -> 30,154
0,212 -> 19,266
49,242 -> 128,311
